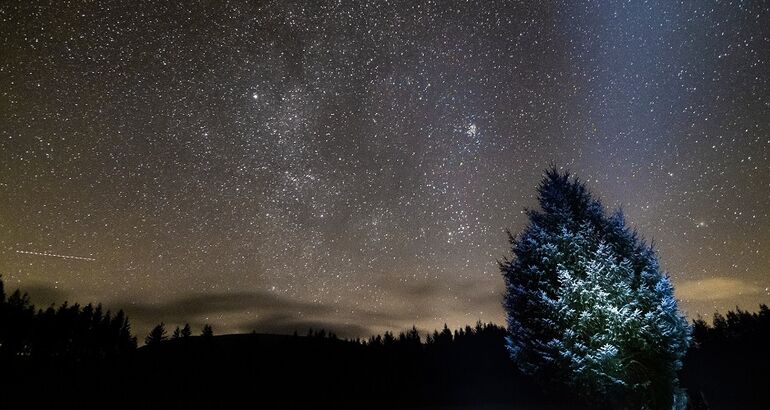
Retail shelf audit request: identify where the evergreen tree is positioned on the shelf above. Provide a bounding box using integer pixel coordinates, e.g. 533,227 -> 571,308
438,324 -> 453,345
383,331 -> 395,346
201,324 -> 213,338
1,289 -> 35,358
500,168 -> 690,409
405,326 -> 421,347
181,323 -> 192,338
172,326 -> 181,339
145,323 -> 168,346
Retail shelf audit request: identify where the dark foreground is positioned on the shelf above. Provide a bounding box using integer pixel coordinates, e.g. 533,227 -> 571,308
4,327 -> 554,409
3,314 -> 770,410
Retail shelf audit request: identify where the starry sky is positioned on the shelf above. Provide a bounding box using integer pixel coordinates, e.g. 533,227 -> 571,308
1,0 -> 769,339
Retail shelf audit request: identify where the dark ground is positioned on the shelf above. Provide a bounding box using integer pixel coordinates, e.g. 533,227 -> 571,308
2,321 -> 769,410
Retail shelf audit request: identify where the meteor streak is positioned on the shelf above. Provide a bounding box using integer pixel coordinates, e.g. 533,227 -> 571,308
16,250 -> 96,261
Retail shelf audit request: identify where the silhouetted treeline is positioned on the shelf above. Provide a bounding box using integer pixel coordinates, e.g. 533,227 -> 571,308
680,305 -> 770,409
0,276 -> 136,363
126,320 -> 554,410
146,321 -> 213,345
3,273 -> 770,409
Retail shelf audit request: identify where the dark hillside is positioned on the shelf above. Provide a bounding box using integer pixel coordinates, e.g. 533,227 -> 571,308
4,326 -> 560,409
128,328 -> 553,409
3,318 -> 770,409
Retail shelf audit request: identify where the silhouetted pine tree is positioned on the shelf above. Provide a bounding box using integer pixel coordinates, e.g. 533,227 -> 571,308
145,323 -> 168,346
404,326 -> 421,349
201,324 -> 213,338
0,288 -> 35,358
181,323 -> 192,338
0,276 -> 136,361
172,326 -> 181,339
438,324 -> 452,345
682,304 -> 770,408
383,331 -> 395,346
500,168 -> 690,409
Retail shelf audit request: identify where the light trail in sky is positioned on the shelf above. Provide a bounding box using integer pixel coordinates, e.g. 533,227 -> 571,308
16,250 -> 96,261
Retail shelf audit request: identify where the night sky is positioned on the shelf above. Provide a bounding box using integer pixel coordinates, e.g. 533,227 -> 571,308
1,0 -> 768,339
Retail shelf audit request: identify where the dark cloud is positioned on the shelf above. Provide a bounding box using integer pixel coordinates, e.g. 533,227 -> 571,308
122,291 -> 330,318
119,290 -> 415,339
396,281 -> 441,299
457,282 -> 505,314
17,282 -> 70,308
119,291 -> 331,325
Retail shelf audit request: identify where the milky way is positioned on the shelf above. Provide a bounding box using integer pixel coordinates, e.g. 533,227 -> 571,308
1,1 -> 769,339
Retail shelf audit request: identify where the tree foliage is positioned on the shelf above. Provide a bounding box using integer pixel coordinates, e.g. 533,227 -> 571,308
145,322 -> 168,346
0,275 -> 136,362
500,169 -> 690,409
181,323 -> 192,338
683,305 -> 770,408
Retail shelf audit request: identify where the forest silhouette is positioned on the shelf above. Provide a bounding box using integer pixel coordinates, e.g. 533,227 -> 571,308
0,275 -> 768,409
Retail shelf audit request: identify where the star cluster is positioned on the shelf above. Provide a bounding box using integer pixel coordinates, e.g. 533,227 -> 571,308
1,0 -> 768,338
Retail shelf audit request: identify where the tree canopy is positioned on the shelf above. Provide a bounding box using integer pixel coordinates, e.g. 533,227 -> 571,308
501,169 -> 691,409
0,275 -> 136,361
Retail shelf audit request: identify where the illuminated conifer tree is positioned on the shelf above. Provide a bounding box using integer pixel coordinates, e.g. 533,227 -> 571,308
501,168 -> 690,409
